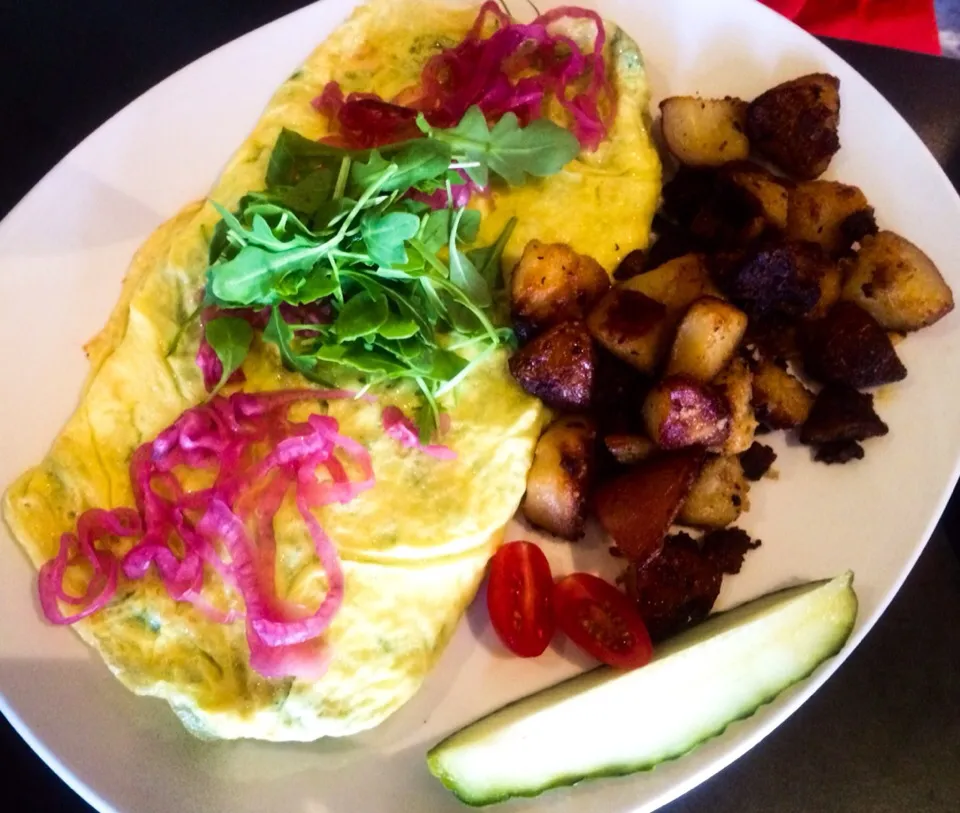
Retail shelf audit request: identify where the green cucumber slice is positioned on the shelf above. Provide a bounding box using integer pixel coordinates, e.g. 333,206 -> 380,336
428,572 -> 858,806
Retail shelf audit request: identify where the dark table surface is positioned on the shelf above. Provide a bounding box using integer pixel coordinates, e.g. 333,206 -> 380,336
3,3 -> 960,812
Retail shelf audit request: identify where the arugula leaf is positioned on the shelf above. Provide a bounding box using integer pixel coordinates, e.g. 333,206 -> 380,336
205,317 -> 253,392
448,208 -> 491,307
267,129 -> 353,186
274,168 -> 334,214
334,291 -> 389,341
419,209 -> 452,255
467,216 -> 517,289
418,106 -> 580,186
361,211 -> 420,267
457,209 -> 482,244
264,307 -> 327,381
209,244 -> 324,306
352,141 -> 452,193
282,267 -> 340,304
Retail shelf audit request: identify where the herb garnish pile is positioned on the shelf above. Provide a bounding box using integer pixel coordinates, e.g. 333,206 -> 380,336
197,105 -> 579,436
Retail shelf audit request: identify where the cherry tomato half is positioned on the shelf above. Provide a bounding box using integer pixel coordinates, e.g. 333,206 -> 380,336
487,541 -> 556,657
553,573 -> 653,670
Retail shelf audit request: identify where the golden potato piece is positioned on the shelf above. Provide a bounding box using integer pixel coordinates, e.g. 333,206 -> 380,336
808,261 -> 842,320
747,73 -> 841,180
787,181 -> 872,256
724,163 -> 789,232
841,231 -> 954,331
587,254 -> 722,374
715,357 -> 757,455
604,433 -> 658,465
522,416 -> 597,540
751,360 -> 814,429
677,455 -> 750,529
659,96 -> 750,167
623,253 -> 720,307
511,240 -> 611,341
643,376 -> 731,450
667,297 -> 749,382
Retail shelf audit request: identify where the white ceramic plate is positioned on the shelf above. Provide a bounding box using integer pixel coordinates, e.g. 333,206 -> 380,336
2,0 -> 959,811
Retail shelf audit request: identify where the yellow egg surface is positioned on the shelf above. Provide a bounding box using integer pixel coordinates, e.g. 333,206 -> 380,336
3,0 -> 660,741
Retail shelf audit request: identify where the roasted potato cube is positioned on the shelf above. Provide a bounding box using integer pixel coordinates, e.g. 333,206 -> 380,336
677,455 -> 750,528
743,316 -> 802,365
667,297 -> 749,382
643,376 -> 732,450
841,231 -> 954,331
604,433 -> 658,465
799,384 -> 889,445
807,260 -> 842,320
718,241 -> 826,319
660,96 -> 750,167
509,321 -> 596,410
594,449 -> 703,562
587,288 -> 671,374
801,301 -> 907,387
746,73 -> 841,180
786,181 -> 872,256
751,359 -> 814,428
715,357 -> 757,454
624,253 -> 722,310
724,163 -> 790,232
522,416 -> 597,540
511,240 -> 611,341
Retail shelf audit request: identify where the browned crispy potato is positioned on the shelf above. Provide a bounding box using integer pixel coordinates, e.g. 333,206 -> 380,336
594,449 -> 704,562
677,455 -> 750,528
786,181 -> 872,256
660,96 -> 750,167
604,433 -> 658,465
841,231 -> 954,331
801,301 -> 907,387
666,297 -> 749,382
511,240 -> 611,341
747,73 -> 841,180
509,321 -> 596,410
613,249 -> 647,281
643,376 -> 732,450
715,357 -> 757,454
717,241 -> 827,319
807,260 -> 842,320
587,254 -> 721,374
724,163 -> 789,232
751,360 -> 814,428
799,384 -> 888,446
586,288 -> 671,374
522,416 -> 597,540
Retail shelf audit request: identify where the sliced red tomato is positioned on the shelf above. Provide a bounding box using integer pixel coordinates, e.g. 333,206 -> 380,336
553,573 -> 653,670
487,541 -> 556,657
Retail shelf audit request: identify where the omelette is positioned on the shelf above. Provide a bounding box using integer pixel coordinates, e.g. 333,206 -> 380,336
3,0 -> 660,741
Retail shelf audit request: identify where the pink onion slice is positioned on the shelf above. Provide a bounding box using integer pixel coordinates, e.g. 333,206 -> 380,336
382,406 -> 457,460
38,388 -> 373,679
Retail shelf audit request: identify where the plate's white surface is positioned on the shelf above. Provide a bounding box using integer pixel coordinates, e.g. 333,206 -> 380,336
2,1 -> 959,811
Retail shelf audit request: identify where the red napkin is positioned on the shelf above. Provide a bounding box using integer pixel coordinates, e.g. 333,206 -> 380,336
761,0 -> 942,55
